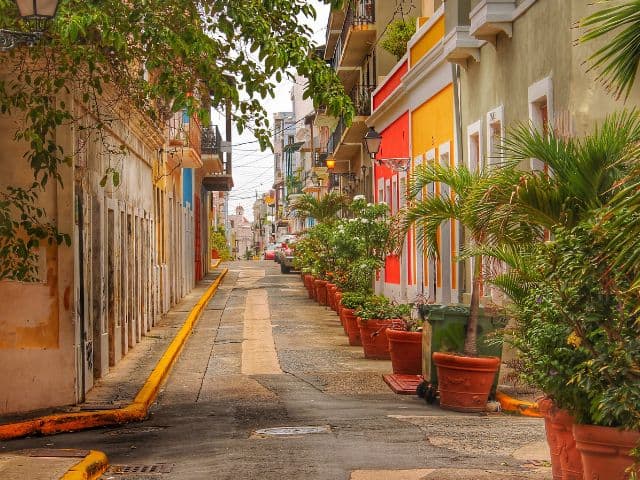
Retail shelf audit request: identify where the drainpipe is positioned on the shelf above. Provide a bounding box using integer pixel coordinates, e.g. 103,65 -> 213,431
451,63 -> 465,305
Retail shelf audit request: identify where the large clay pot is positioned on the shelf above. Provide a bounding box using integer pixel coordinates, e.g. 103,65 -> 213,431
357,318 -> 400,360
305,275 -> 316,300
538,398 -> 583,480
342,308 -> 362,346
314,279 -> 328,306
326,283 -> 337,311
432,352 -> 500,413
573,424 -> 640,480
335,292 -> 343,317
538,398 -> 563,480
387,328 -> 423,375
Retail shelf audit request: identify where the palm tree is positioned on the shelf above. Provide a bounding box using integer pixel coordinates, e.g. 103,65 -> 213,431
290,191 -> 349,225
403,162 -> 530,356
580,1 -> 640,100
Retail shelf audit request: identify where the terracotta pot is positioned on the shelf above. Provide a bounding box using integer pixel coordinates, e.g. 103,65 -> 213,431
335,292 -> 343,317
304,275 -> 315,299
387,328 -> 423,375
326,283 -> 337,310
314,279 -> 328,306
342,308 -> 362,346
538,398 -> 583,480
432,352 -> 500,413
357,318 -> 400,360
573,424 -> 640,480
538,398 -> 563,480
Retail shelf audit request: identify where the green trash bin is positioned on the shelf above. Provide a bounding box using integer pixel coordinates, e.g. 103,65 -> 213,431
420,304 -> 506,392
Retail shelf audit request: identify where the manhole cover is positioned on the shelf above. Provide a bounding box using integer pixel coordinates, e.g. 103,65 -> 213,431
252,425 -> 331,437
107,464 -> 174,475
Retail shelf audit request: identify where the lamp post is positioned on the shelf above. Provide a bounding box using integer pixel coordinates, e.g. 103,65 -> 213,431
363,126 -> 411,172
0,0 -> 59,51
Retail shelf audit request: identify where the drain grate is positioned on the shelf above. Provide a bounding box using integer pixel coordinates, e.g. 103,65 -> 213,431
252,425 -> 331,437
107,464 -> 174,475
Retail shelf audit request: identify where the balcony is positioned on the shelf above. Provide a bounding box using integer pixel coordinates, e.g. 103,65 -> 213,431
331,84 -> 375,163
443,26 -> 483,67
202,154 -> 233,192
168,111 -> 203,168
334,0 -> 376,70
201,125 -> 223,173
469,0 -> 516,45
324,6 -> 347,61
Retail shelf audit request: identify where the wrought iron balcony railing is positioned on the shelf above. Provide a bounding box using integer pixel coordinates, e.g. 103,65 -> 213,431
350,83 -> 376,116
201,125 -> 221,156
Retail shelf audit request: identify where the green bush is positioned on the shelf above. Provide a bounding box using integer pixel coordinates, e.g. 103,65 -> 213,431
380,18 -> 416,60
210,226 -> 231,261
356,295 -> 410,321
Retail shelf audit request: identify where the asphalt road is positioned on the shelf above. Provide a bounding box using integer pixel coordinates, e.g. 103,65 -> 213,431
2,261 -> 551,480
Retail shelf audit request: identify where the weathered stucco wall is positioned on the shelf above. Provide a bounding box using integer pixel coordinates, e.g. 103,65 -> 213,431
460,0 -> 640,164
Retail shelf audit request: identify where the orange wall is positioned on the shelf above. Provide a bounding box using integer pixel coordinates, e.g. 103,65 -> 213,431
409,16 -> 444,68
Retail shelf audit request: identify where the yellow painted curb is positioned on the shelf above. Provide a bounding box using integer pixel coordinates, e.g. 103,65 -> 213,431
60,450 -> 109,480
210,258 -> 222,269
496,391 -> 542,418
0,270 -> 228,441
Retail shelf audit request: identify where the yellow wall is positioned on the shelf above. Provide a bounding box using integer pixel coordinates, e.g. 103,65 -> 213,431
411,84 -> 455,290
411,84 -> 454,158
409,16 -> 444,68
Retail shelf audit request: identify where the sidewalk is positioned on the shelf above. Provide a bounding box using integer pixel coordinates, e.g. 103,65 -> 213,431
0,266 -> 226,478
0,449 -> 108,480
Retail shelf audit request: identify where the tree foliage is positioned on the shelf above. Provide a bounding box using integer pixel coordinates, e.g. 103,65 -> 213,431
0,0 -> 354,280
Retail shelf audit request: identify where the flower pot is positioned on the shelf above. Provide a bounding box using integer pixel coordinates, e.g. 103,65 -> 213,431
314,279 -> 328,306
327,283 -> 337,311
432,352 -> 500,413
537,398 -> 583,480
304,275 -> 315,299
573,424 -> 639,480
335,292 -> 343,317
342,308 -> 362,346
357,318 -> 398,360
387,328 -> 423,375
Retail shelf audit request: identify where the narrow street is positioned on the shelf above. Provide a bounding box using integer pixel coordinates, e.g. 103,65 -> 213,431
2,261 -> 550,480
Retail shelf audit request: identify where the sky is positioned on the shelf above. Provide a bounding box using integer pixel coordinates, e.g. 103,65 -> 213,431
213,1 -> 330,222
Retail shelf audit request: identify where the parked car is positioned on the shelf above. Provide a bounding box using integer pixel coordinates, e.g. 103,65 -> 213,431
280,242 -> 296,274
274,235 -> 297,264
264,244 -> 278,260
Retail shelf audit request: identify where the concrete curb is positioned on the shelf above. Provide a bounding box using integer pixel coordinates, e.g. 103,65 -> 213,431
60,450 -> 109,480
0,269 -> 228,441
496,391 -> 541,418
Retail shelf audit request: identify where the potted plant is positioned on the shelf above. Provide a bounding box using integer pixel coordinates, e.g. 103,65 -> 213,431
387,314 -> 423,375
340,291 -> 368,345
380,17 -> 416,60
483,112 -> 640,477
355,296 -> 410,360
402,163 -> 524,412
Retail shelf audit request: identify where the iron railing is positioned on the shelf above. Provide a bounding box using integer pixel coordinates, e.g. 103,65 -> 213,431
350,83 -> 376,116
333,0 -> 375,70
201,125 -> 221,156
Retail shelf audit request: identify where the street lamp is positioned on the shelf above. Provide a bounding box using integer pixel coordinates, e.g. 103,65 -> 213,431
326,156 -> 336,170
363,127 -> 382,160
0,0 -> 59,51
363,126 -> 411,172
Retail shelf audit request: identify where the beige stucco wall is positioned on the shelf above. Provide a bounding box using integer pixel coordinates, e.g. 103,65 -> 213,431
0,83 -> 77,412
460,0 -> 640,152
0,69 -> 170,413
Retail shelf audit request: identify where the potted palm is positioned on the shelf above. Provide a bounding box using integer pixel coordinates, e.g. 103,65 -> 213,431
402,162 -> 529,412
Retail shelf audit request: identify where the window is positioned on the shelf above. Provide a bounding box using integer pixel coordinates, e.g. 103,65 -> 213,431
486,106 -> 504,168
391,176 -> 398,214
467,120 -> 482,172
528,76 -> 553,171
